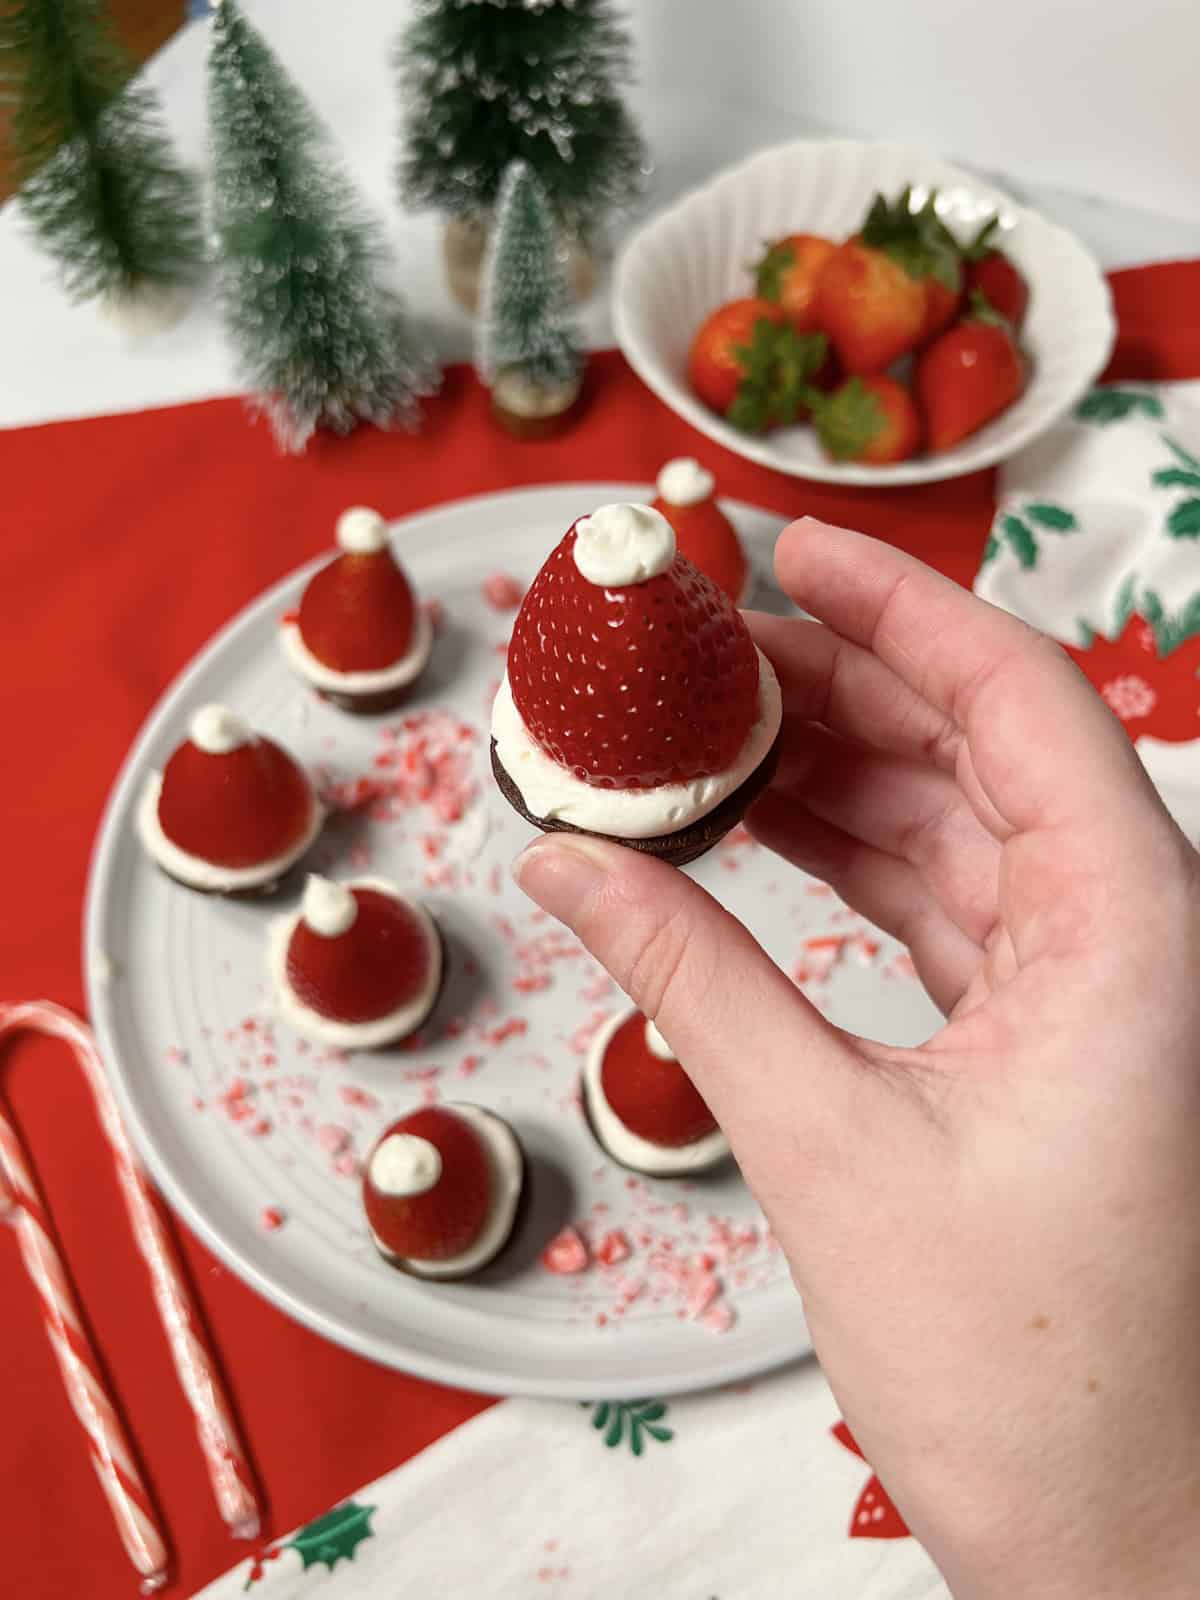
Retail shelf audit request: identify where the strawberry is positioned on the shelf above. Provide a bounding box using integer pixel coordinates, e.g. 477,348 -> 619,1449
363,1108 -> 491,1262
507,520 -> 760,788
650,494 -> 748,605
541,1226 -> 589,1275
158,734 -> 314,868
962,217 -> 1029,328
752,232 -> 837,331
600,1011 -> 718,1147
812,375 -> 922,465
915,293 -> 1026,452
298,549 -> 416,672
816,189 -> 961,372
651,460 -> 748,604
688,297 -> 828,432
286,887 -> 434,1023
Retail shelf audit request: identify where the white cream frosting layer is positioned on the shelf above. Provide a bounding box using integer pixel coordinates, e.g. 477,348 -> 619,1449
368,1105 -> 523,1278
281,602 -> 433,697
267,877 -> 442,1049
137,770 -> 323,892
491,648 -> 780,838
583,1008 -> 730,1176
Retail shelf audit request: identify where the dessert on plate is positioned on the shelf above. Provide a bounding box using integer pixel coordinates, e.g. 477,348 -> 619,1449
137,704 -> 323,894
490,501 -> 782,866
362,1104 -> 525,1279
280,506 -> 434,712
583,1006 -> 730,1176
650,457 -> 751,605
269,875 -> 442,1049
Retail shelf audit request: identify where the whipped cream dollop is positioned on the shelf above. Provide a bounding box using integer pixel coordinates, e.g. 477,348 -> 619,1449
189,704 -> 250,754
301,875 -> 357,938
491,648 -> 781,838
369,1133 -> 443,1197
573,503 -> 676,588
267,877 -> 442,1049
336,506 -> 389,553
656,457 -> 715,507
368,1105 -> 524,1279
584,1010 -> 730,1176
644,1019 -> 674,1059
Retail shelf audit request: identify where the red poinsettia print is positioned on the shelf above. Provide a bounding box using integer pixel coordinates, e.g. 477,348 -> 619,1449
831,1421 -> 911,1540
1065,613 -> 1200,743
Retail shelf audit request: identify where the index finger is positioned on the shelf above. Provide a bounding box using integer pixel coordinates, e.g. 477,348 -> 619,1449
773,517 -> 1155,837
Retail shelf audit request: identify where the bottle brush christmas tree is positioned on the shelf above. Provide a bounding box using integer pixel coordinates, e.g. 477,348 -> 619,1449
398,0 -> 646,311
477,160 -> 583,439
208,0 -> 439,453
0,0 -> 203,326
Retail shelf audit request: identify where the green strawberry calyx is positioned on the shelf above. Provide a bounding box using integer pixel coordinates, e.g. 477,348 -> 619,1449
811,377 -> 886,461
727,322 -> 828,433
754,238 -> 797,302
860,187 -> 962,292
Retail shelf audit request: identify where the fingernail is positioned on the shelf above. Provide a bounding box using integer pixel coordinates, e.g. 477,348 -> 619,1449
511,836 -> 613,923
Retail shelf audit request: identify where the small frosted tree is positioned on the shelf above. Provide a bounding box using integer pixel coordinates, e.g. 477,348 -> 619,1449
398,0 -> 645,240
477,161 -> 581,393
208,0 -> 439,452
0,0 -> 203,312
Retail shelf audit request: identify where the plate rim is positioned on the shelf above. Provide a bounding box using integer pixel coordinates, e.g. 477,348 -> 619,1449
614,136 -> 1116,486
83,480 -> 813,1400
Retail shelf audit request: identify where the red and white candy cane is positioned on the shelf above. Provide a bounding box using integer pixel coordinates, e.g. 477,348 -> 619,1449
0,1001 -> 262,1588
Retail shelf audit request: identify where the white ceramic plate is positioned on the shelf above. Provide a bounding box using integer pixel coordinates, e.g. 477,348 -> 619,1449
614,139 -> 1116,486
85,484 -> 941,1399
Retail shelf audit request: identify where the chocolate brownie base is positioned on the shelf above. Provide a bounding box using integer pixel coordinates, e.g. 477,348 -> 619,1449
490,733 -> 781,869
316,681 -> 416,715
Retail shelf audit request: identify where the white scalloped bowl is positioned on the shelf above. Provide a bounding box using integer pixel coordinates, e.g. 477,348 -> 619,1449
614,139 -> 1116,486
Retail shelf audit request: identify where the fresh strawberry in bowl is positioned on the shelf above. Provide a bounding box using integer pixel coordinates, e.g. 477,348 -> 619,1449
915,293 -> 1026,452
752,232 -> 837,331
962,217 -> 1030,328
813,375 -> 922,465
687,297 -> 828,433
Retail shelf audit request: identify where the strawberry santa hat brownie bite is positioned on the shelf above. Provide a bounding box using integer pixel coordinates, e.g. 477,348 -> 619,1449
650,457 -> 752,606
584,1006 -> 729,1176
362,1104 -> 525,1279
137,704 -> 323,894
280,506 -> 434,713
269,875 -> 443,1049
490,502 -> 781,866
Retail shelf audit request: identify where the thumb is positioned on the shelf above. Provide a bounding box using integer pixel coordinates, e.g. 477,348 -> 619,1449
512,833 -> 864,1210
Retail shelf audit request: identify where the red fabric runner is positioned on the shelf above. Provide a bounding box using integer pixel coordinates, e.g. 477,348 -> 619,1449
1,259 -> 1196,1597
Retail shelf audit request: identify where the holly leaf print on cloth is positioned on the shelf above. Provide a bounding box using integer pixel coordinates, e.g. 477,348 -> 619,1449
1074,387 -> 1165,423
1152,437 -> 1200,538
831,1422 -> 910,1540
287,1500 -> 376,1572
584,1399 -> 674,1455
981,502 -> 1078,569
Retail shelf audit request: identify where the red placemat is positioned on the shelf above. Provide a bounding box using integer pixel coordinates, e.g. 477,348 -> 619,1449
1,260 -> 1197,1598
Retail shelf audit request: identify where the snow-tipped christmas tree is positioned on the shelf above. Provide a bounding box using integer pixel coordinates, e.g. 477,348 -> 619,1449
208,0 -> 439,453
398,0 -> 646,241
1,0 -> 203,319
477,161 -> 583,437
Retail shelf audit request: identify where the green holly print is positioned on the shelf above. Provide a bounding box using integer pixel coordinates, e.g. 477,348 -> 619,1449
1074,387 -> 1165,423
243,1500 -> 376,1588
1151,436 -> 1200,539
981,502 -> 1078,569
1077,573 -> 1200,657
583,1398 -> 673,1455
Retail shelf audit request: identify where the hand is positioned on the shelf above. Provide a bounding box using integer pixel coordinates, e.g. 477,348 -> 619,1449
512,518 -> 1200,1599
